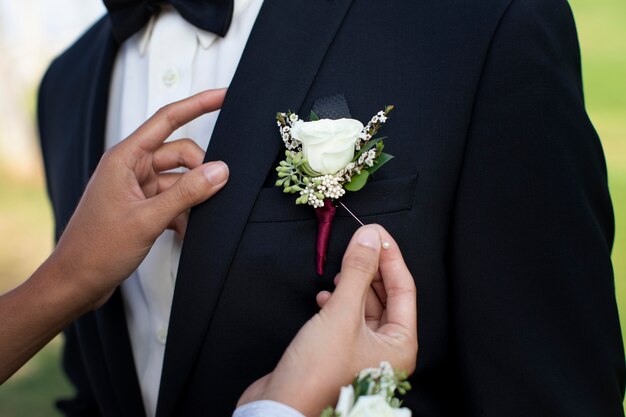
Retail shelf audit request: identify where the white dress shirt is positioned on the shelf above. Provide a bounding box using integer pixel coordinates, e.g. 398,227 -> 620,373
104,2 -> 264,416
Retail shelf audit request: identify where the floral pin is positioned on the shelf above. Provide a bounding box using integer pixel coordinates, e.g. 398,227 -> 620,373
275,105 -> 394,275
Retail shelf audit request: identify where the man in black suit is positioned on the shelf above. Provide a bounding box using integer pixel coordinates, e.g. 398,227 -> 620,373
38,0 -> 625,416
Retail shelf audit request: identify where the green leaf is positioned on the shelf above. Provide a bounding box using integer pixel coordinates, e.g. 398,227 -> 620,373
368,153 -> 394,176
353,377 -> 371,397
344,170 -> 370,192
308,110 -> 320,121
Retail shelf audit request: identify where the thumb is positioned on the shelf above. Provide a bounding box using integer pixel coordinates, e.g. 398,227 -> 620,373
325,225 -> 382,315
142,161 -> 229,233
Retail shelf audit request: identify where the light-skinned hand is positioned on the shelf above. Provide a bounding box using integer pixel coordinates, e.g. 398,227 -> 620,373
238,224 -> 418,417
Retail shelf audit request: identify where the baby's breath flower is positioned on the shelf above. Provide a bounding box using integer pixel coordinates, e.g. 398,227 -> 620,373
275,106 -> 393,207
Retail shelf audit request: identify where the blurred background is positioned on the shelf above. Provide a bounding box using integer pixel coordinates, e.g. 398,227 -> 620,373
0,0 -> 624,415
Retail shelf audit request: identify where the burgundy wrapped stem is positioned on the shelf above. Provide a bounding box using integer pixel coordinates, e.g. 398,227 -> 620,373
314,199 -> 337,275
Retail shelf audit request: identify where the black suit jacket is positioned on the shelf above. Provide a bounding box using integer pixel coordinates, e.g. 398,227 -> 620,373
38,0 -> 625,416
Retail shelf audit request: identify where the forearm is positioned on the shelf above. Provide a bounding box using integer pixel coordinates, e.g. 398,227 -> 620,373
0,252 -> 93,383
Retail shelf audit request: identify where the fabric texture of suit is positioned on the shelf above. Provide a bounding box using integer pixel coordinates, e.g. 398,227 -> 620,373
38,0 -> 625,416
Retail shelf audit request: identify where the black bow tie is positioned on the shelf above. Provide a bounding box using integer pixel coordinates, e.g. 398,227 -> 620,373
104,0 -> 234,44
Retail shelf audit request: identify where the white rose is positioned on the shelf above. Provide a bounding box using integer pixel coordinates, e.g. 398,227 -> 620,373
291,118 -> 363,175
346,395 -> 412,417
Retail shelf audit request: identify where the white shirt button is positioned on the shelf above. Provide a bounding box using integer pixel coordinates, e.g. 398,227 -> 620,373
162,68 -> 179,87
156,325 -> 168,344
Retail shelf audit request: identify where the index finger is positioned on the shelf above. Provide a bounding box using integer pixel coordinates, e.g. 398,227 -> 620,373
129,88 -> 227,151
376,226 -> 417,337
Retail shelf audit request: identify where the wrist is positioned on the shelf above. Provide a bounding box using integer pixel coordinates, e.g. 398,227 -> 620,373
262,371 -> 339,417
45,246 -> 113,313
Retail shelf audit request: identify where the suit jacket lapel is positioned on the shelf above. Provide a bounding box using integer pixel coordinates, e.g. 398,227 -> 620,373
80,21 -> 146,417
157,0 -> 355,415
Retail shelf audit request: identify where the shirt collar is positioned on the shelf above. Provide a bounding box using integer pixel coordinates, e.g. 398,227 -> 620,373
137,0 -> 255,56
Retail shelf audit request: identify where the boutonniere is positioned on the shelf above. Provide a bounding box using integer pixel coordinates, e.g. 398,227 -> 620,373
275,105 -> 394,275
321,361 -> 412,417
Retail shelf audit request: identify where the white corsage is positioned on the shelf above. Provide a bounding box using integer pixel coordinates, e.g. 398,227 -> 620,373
275,106 -> 394,208
321,362 -> 412,417
274,106 -> 395,275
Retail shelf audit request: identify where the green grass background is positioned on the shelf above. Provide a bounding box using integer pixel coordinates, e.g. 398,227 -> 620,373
0,0 -> 624,414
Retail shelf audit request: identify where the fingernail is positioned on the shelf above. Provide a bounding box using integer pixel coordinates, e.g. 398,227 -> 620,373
203,161 -> 229,185
356,226 -> 380,249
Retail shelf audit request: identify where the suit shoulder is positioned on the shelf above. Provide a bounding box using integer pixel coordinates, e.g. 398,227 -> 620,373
38,15 -> 112,132
452,0 -> 574,19
489,0 -> 581,64
40,15 -> 111,99
442,0 -> 576,36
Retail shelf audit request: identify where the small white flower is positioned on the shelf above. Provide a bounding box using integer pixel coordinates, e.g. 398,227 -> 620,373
366,149 -> 377,167
289,113 -> 299,122
371,115 -> 379,123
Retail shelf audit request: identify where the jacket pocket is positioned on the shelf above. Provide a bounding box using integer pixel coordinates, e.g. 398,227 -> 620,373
248,172 -> 419,223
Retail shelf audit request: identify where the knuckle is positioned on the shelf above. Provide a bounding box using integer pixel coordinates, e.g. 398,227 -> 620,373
175,176 -> 202,203
158,104 -> 181,132
99,147 -> 124,169
179,139 -> 204,164
344,253 -> 378,275
100,147 -> 117,164
178,138 -> 195,149
388,285 -> 416,299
